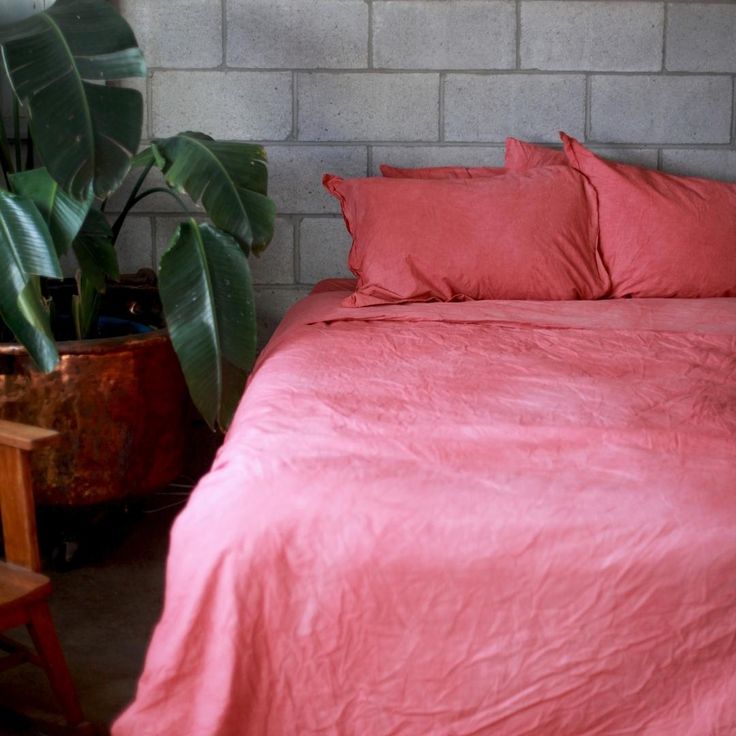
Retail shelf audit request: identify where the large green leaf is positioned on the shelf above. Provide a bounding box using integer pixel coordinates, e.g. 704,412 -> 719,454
10,167 -> 91,255
159,220 -> 257,430
0,190 -> 60,371
148,132 -> 275,253
1,280 -> 58,371
0,0 -> 146,200
72,206 -> 119,291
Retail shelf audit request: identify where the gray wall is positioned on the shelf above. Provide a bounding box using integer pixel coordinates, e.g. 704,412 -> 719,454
0,0 -> 51,23
114,0 -> 736,338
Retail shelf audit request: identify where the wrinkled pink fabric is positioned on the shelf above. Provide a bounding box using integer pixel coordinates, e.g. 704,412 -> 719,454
114,281 -> 736,736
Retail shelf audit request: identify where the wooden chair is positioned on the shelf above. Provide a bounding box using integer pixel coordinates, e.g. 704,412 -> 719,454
0,420 -> 94,734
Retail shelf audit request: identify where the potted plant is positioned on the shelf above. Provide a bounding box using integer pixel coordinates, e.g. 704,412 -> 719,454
0,0 -> 275,505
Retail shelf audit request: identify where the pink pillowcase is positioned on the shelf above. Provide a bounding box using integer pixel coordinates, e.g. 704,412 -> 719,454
561,134 -> 736,298
380,164 -> 505,179
505,137 -> 567,170
323,168 -> 610,307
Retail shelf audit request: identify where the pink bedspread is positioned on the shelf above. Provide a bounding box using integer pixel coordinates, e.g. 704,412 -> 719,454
114,281 -> 736,735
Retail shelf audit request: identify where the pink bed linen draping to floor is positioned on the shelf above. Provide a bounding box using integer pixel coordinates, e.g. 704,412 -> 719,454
113,281 -> 736,735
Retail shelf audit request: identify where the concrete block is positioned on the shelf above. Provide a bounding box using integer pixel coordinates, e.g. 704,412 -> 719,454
254,286 -> 312,345
499,142 -> 659,168
267,146 -> 368,213
590,75 -> 732,144
155,216 -> 295,284
661,149 -> 736,183
114,216 -> 154,274
227,0 -> 368,69
152,71 -> 292,140
521,1 -> 663,72
590,147 -> 659,169
119,0 -> 222,68
298,218 -> 352,284
371,145 -> 505,174
298,73 -> 439,142
249,218 -> 295,285
0,0 -> 53,24
373,1 -> 515,70
667,3 -> 736,73
444,74 -> 585,143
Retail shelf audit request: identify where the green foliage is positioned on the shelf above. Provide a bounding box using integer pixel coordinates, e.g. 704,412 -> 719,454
9,167 -> 91,255
72,207 -> 118,291
72,273 -> 100,341
148,133 -> 275,253
159,221 -> 257,429
0,190 -> 60,371
124,135 -> 274,429
0,0 -> 146,200
0,0 -> 275,429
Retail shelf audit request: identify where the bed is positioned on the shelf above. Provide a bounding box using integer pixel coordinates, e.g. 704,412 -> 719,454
113,278 -> 736,735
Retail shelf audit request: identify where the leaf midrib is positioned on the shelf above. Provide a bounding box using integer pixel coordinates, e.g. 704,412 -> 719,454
0,195 -> 31,287
41,12 -> 95,185
179,134 -> 249,225
191,222 -> 223,416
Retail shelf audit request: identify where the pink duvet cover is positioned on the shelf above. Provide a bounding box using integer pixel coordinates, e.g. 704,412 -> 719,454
114,281 -> 736,735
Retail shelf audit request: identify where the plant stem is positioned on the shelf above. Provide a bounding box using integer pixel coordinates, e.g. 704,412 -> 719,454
135,187 -> 190,212
73,275 -> 100,340
12,96 -> 21,172
111,186 -> 190,245
0,109 -> 15,188
110,160 -> 154,242
129,161 -> 154,202
0,149 -> 12,189
25,135 -> 33,170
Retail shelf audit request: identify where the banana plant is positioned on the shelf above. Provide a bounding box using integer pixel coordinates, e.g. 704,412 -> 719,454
0,0 -> 275,430
108,133 -> 274,429
0,0 -> 145,371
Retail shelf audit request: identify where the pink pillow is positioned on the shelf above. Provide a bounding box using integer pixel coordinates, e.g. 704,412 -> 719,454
380,164 -> 505,179
323,167 -> 610,307
562,133 -> 736,298
505,137 -> 567,170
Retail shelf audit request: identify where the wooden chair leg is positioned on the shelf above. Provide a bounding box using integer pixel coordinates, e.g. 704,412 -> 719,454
26,601 -> 85,728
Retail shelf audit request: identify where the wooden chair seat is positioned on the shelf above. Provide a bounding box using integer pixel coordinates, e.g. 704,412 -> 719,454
0,562 -> 50,615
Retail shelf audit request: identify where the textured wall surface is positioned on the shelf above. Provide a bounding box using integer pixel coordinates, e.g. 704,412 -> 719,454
114,0 -> 736,339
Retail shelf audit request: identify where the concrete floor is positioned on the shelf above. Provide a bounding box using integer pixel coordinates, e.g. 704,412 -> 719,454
0,492 -> 185,735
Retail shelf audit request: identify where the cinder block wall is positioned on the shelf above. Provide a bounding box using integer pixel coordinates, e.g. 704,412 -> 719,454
115,0 -> 736,339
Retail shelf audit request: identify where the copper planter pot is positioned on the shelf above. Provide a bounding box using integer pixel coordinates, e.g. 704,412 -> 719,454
0,330 -> 188,506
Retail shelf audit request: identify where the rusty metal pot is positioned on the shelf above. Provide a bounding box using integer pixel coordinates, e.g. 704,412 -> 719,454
0,329 -> 189,506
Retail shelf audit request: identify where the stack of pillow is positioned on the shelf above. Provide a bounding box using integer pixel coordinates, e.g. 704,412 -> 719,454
324,133 -> 736,307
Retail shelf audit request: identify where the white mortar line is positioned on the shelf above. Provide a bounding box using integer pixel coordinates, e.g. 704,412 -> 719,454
515,0 -> 521,70
661,2 -> 668,73
438,73 -> 445,142
367,0 -> 374,70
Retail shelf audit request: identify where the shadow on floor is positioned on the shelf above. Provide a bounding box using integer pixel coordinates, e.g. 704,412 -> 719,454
0,489 -> 187,735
